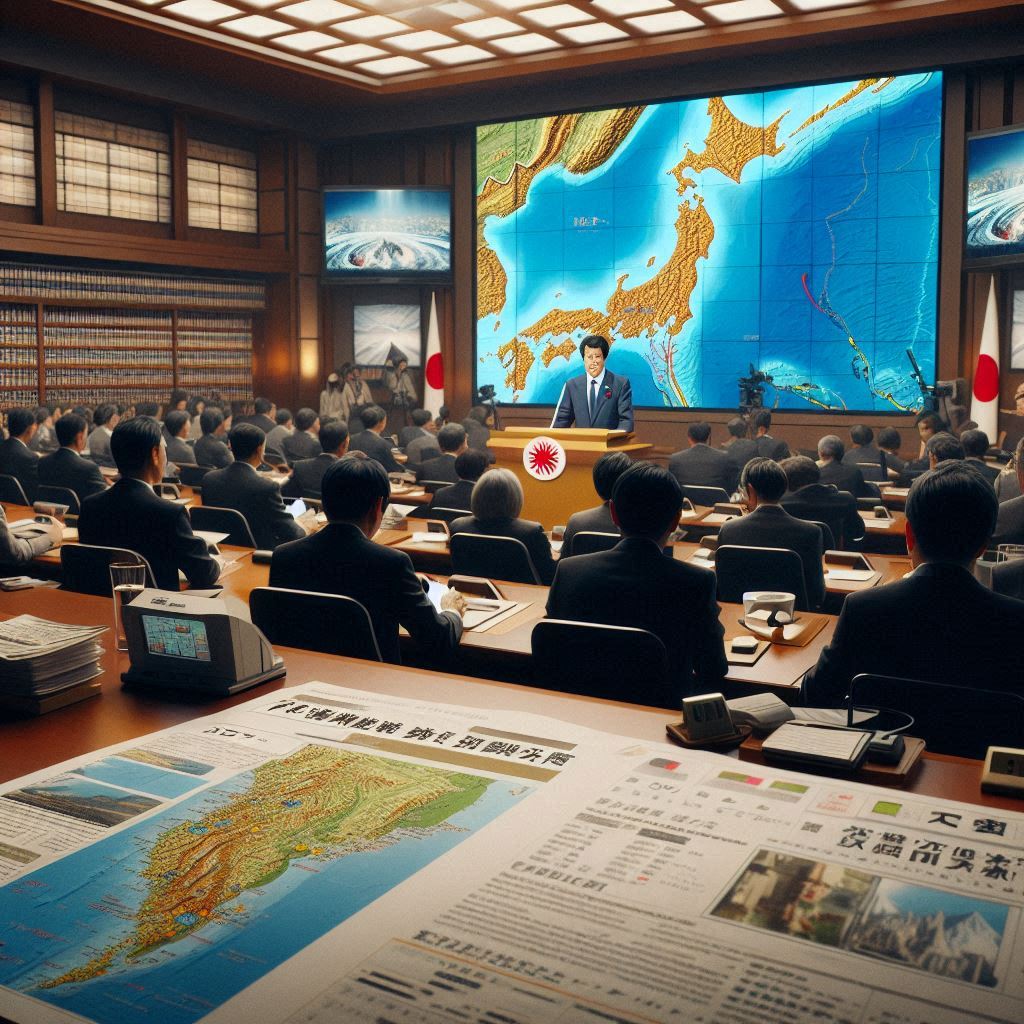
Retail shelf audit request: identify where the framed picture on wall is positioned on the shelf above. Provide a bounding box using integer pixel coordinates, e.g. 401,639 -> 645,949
353,304 -> 422,368
1013,290 -> 1024,370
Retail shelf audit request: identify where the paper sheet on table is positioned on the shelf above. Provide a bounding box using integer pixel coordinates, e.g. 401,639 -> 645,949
824,568 -> 875,582
381,503 -> 415,529
195,530 -> 230,547
793,706 -> 876,726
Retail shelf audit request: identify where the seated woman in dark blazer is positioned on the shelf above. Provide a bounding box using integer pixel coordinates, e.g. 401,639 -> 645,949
449,468 -> 557,584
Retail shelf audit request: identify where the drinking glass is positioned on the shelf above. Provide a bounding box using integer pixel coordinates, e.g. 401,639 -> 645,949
110,561 -> 147,652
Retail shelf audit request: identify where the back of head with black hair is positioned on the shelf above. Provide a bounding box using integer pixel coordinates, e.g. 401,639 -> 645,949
169,389 -> 188,409
960,428 -> 989,458
164,410 -> 189,437
592,450 -> 633,501
7,407 -> 35,438
111,416 -> 163,475
276,408 -> 293,426
56,413 -> 88,448
916,411 -> 946,432
411,408 -> 432,427
359,405 -> 386,430
295,407 -> 319,432
579,334 -> 609,358
610,463 -> 683,539
877,427 -> 901,451
926,432 -> 964,464
454,449 -> 488,482
319,420 -> 349,454
135,402 -> 160,418
229,423 -> 265,461
466,406 -> 488,425
850,424 -> 874,446
321,456 -> 390,521
254,397 -> 273,415
687,421 -> 712,444
437,423 -> 466,453
200,407 -> 225,436
817,434 -> 845,461
94,403 -> 117,428
752,409 -> 772,432
34,406 -> 52,425
779,455 -> 820,491
906,461 -> 997,563
741,457 -> 787,502
727,417 -> 748,439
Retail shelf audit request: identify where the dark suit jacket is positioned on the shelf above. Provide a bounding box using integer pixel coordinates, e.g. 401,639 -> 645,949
398,425 -> 430,449
269,521 -> 462,664
562,502 -> 617,555
721,438 -> 759,477
200,462 -> 305,550
818,459 -> 876,498
417,453 -> 459,484
85,427 -> 116,469
546,536 -> 727,698
803,562 -> 1024,706
462,419 -> 491,451
992,494 -> 1024,547
552,371 -> 634,431
668,444 -> 737,492
78,478 -> 219,591
992,557 -> 1024,601
280,430 -> 322,466
966,457 -> 1000,485
165,434 -> 197,466
283,453 -> 337,499
781,483 -> 864,549
717,504 -> 826,609
842,443 -> 883,467
349,430 -> 402,473
37,447 -> 107,503
405,434 -> 441,468
449,514 -> 557,585
429,479 -> 474,513
194,433 -> 234,468
754,434 -> 791,461
248,414 -> 276,434
0,437 -> 39,502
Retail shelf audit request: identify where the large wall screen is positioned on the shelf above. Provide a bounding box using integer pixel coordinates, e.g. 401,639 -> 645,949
475,72 -> 942,413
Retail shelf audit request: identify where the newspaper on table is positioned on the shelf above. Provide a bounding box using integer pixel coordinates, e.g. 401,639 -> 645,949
0,616 -> 106,661
0,681 -> 1021,1024
0,616 -> 107,695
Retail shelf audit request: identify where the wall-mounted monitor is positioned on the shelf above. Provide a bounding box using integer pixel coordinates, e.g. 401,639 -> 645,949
323,188 -> 451,283
966,123 -> 1024,268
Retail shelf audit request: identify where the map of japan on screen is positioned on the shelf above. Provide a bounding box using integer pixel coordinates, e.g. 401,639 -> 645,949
476,72 -> 942,412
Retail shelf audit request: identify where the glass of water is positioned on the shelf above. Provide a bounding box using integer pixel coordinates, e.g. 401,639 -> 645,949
110,561 -> 147,652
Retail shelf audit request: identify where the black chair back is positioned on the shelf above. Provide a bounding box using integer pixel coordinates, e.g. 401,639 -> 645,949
190,505 -> 257,547
178,464 -> 213,489
681,484 -> 731,507
532,619 -> 672,706
61,543 -> 156,596
715,544 -> 810,610
808,520 -> 836,550
0,474 -> 30,505
856,461 -> 887,483
569,531 -> 620,556
450,533 -> 540,584
849,674 -> 1024,760
409,506 -> 469,524
36,484 -> 80,515
419,479 -> 451,495
249,586 -> 382,661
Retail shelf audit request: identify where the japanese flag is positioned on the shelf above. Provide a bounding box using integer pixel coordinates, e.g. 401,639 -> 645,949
423,292 -> 445,418
970,276 -> 1000,440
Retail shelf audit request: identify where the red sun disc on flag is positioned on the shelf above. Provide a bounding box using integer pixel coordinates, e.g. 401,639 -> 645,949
973,353 -> 999,403
523,436 -> 566,480
425,352 -> 444,391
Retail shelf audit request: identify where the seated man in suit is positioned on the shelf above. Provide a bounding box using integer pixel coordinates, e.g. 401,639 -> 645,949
779,455 -> 863,549
284,420 -> 349,499
428,449 -> 488,513
349,405 -> 402,473
281,408 -> 322,465
803,461 -> 1024,706
752,410 -> 790,461
904,411 -> 947,474
718,457 -> 826,609
720,416 -> 759,478
200,424 -> 307,550
246,397 -> 277,434
450,469 -> 558,585
28,406 -> 59,454
194,407 -> 234,468
562,450 -> 633,555
0,406 -> 40,502
552,334 -> 634,432
405,426 -> 442,469
0,503 -> 61,567
992,437 -> 1024,547
398,408 -> 434,450
264,408 -> 293,462
547,462 -> 727,699
926,432 -> 964,468
417,424 -> 467,484
270,457 -> 464,664
162,410 -> 197,467
877,426 -> 907,479
961,428 -> 999,484
669,421 -> 737,493
38,413 -> 109,504
85,403 -> 120,469
817,434 -> 876,498
842,424 -> 882,470
77,416 -> 220,591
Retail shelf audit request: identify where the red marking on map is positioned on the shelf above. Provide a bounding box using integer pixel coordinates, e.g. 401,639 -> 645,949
800,273 -> 825,314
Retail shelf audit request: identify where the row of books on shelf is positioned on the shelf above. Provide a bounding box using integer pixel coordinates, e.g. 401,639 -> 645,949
46,369 -> 175,387
46,388 -> 174,407
43,307 -> 173,327
0,369 -> 43,387
0,347 -> 39,363
43,330 -> 173,350
44,349 -> 173,367
177,314 -> 255,330
0,262 -> 266,309
0,305 -> 36,324
177,351 -> 252,368
177,330 -> 253,347
0,326 -> 39,344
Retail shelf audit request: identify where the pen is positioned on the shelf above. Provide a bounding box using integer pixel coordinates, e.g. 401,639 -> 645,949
465,599 -> 502,610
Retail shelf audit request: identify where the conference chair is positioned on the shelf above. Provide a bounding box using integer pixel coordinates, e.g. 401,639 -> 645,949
0,474 -> 30,505
450,533 -> 541,584
189,505 -> 257,548
855,461 -> 887,483
61,543 -> 156,596
849,674 -> 1024,760
568,531 -> 620,556
249,586 -> 382,661
531,619 -> 671,707
35,484 -> 80,515
681,484 -> 731,507
419,480 -> 452,495
408,506 -> 469,524
715,544 -> 811,610
808,520 -> 836,550
155,482 -> 180,499
263,449 -> 287,467
177,464 -> 213,489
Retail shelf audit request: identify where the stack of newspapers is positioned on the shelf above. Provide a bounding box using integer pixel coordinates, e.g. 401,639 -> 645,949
0,615 -> 107,714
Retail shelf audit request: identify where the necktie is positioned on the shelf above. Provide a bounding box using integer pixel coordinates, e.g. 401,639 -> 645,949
589,379 -> 598,423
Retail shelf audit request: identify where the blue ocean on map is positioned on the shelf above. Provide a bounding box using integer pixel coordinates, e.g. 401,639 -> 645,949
478,72 -> 942,412
0,765 -> 528,1024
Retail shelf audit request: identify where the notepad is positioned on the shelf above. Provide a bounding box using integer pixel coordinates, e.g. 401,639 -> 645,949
412,532 -> 448,544
825,568 -> 875,582
762,722 -> 871,769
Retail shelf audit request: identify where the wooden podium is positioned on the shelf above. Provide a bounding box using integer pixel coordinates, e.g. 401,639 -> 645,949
487,427 -> 654,530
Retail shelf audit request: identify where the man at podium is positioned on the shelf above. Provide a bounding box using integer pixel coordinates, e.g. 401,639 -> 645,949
552,335 -> 634,432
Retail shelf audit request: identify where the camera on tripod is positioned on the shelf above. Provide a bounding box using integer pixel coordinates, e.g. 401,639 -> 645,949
738,365 -> 773,414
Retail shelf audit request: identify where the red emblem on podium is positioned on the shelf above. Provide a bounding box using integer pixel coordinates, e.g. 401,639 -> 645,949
523,436 -> 566,480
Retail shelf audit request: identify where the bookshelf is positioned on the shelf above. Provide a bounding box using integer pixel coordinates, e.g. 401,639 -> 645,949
0,262 -> 264,410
